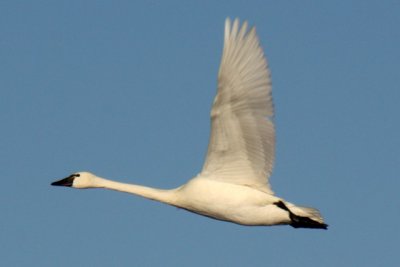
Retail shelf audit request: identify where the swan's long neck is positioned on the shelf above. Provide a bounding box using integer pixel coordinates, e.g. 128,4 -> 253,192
93,177 -> 180,206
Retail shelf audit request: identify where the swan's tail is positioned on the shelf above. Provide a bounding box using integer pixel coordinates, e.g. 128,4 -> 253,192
275,201 -> 328,229
289,206 -> 328,229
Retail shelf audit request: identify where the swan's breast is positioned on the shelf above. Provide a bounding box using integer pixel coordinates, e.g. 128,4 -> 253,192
176,177 -> 288,225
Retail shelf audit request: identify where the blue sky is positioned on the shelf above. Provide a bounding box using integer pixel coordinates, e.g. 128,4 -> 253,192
1,1 -> 399,266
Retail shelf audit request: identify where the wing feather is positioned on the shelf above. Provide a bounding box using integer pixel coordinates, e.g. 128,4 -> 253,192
201,18 -> 275,194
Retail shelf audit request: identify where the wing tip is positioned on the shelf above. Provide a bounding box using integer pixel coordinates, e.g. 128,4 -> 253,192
224,18 -> 258,45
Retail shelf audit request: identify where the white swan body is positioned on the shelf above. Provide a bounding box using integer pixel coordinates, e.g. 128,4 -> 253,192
52,19 -> 327,229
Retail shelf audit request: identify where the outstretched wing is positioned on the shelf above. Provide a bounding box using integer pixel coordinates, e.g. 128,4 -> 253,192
201,18 -> 275,194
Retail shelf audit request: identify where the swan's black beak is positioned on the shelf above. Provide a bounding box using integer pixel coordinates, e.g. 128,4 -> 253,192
51,175 -> 76,187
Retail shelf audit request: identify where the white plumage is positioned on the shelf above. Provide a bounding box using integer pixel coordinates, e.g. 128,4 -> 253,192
52,18 -> 327,229
202,18 -> 275,195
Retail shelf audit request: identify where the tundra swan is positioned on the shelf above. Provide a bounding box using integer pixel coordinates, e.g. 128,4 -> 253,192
52,18 -> 327,229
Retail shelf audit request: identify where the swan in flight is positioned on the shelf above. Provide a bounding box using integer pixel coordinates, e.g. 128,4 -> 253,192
52,18 -> 327,229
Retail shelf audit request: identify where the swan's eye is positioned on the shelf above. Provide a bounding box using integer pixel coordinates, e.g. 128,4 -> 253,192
73,173 -> 80,177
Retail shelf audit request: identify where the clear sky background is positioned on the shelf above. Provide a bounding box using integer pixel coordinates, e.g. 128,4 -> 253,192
1,1 -> 399,266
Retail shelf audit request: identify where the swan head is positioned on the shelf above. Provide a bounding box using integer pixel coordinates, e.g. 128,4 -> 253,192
51,172 -> 98,189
